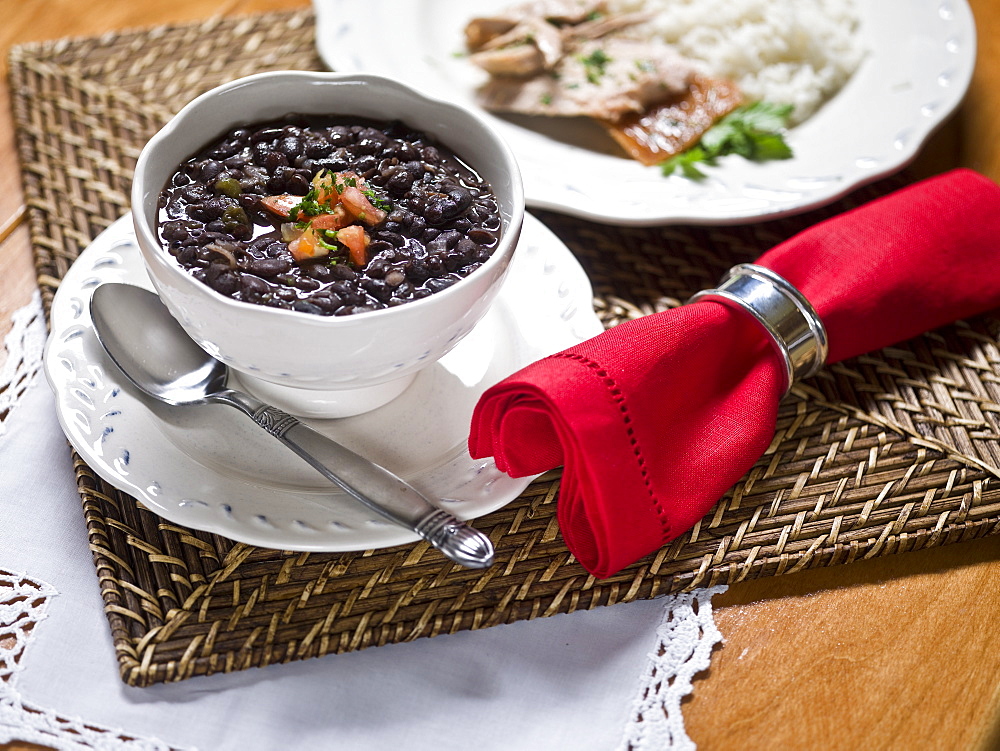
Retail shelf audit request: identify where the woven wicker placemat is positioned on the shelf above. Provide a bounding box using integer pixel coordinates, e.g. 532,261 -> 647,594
9,9 -> 1000,687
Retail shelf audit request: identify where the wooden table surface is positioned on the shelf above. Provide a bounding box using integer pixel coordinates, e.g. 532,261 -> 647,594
2,2 -> 1000,750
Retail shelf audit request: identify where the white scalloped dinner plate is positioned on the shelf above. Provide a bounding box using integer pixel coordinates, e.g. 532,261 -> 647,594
314,0 -> 975,226
43,212 -> 603,552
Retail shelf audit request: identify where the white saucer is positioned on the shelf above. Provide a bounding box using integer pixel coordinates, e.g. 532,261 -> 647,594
43,212 -> 603,552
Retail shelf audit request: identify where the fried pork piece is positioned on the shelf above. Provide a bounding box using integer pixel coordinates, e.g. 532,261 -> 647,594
476,37 -> 696,121
601,75 -> 745,165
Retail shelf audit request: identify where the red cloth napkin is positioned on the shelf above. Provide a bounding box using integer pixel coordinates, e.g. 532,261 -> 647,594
470,169 -> 1000,578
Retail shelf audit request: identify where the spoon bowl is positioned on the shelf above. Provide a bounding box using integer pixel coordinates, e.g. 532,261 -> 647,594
92,283 -> 227,405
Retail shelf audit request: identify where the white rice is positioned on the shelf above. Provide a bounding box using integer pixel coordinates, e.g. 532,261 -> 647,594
607,0 -> 864,124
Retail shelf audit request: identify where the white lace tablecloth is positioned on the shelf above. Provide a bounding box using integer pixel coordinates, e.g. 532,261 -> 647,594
0,294 -> 725,751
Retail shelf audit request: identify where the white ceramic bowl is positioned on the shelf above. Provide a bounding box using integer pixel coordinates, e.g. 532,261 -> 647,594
131,71 -> 524,418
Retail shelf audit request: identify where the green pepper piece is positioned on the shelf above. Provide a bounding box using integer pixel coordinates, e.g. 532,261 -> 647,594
215,177 -> 242,198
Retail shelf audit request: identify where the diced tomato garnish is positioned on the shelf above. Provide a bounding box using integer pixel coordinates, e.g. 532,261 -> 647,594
332,171 -> 365,193
263,170 -> 385,267
340,186 -> 387,226
336,224 -> 369,266
259,194 -> 301,218
311,172 -> 337,205
310,205 -> 350,230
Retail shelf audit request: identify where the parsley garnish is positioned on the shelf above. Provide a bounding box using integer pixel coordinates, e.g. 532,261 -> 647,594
579,49 -> 611,84
661,102 -> 794,179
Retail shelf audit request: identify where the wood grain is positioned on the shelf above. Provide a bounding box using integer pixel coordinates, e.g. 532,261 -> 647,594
684,2 -> 1000,748
2,1 -> 1000,749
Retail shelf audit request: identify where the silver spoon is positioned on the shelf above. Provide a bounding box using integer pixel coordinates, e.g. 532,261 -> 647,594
89,282 -> 494,569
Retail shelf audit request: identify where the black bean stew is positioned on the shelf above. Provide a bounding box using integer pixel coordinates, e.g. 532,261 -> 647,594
156,115 -> 503,316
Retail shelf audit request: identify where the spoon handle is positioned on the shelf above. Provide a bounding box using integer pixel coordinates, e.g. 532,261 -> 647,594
215,390 -> 495,569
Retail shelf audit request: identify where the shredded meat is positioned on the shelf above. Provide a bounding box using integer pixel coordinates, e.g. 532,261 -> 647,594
476,37 -> 696,121
469,17 -> 565,77
463,1 -> 745,163
466,0 -> 606,45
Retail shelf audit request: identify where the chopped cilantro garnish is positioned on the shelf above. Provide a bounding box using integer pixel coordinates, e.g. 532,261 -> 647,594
316,230 -> 340,252
289,187 -> 323,221
661,102 -> 794,179
336,176 -> 357,192
285,169 -> 390,229
362,187 -> 391,211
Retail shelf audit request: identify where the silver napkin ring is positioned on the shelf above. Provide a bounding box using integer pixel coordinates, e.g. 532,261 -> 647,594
688,263 -> 828,394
